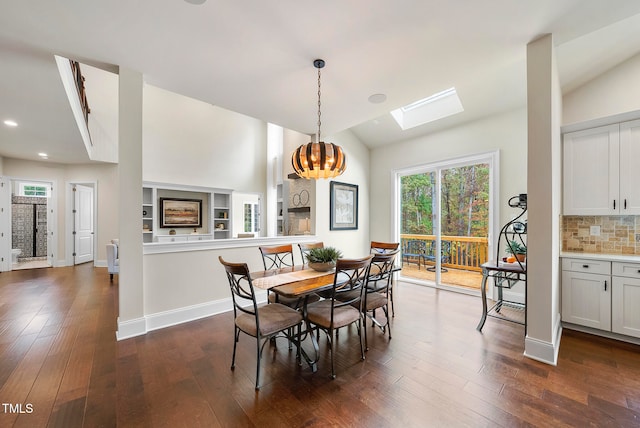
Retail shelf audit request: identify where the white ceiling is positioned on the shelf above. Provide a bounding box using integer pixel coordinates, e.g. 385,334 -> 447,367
1,1 -> 640,164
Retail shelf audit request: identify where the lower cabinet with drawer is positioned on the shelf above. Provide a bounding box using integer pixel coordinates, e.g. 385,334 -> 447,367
562,257 -> 640,339
611,262 -> 640,338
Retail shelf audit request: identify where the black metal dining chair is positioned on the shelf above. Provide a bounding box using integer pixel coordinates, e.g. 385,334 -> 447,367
259,244 -> 298,306
259,244 -> 295,270
370,241 -> 399,253
259,244 -> 320,308
298,242 -> 324,265
305,254 -> 373,379
361,250 -> 398,350
219,256 -> 303,390
370,241 -> 400,316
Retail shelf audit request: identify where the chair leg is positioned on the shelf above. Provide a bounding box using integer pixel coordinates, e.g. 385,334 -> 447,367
110,273 -> 113,281
384,306 -> 392,340
328,328 -> 336,379
231,328 -> 240,369
364,313 -> 369,351
358,316 -> 365,360
296,323 -> 302,363
390,286 -> 395,317
255,337 -> 263,390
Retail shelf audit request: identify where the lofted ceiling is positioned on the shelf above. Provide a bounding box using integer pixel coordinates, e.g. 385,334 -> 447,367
1,1 -> 640,164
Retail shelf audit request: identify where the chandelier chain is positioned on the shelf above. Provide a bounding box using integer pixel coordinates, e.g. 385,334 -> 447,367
317,66 -> 321,141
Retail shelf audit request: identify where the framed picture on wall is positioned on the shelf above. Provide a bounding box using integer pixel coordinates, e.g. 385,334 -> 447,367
160,198 -> 202,228
330,181 -> 358,230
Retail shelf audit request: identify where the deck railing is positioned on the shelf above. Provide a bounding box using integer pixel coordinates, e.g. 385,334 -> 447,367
400,234 -> 489,272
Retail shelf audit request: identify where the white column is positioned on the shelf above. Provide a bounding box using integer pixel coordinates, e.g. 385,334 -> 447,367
525,34 -> 563,364
116,67 -> 145,339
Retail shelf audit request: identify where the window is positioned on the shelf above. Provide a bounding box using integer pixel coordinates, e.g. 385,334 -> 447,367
390,87 -> 464,130
244,202 -> 259,233
19,182 -> 50,197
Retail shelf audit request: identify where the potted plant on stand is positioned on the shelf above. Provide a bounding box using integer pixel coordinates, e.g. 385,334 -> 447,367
306,247 -> 343,271
505,240 -> 527,263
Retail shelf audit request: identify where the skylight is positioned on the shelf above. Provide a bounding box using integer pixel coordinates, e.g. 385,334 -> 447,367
391,87 -> 464,130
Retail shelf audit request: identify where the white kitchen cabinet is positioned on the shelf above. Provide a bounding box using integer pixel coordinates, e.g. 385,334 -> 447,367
562,256 -> 640,341
618,119 -> 640,214
563,124 -> 618,215
611,262 -> 640,338
561,258 -> 611,330
563,119 -> 640,215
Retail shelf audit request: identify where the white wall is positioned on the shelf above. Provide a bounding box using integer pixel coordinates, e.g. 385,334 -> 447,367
316,129 -> 371,258
563,52 -> 640,126
142,85 -> 267,194
369,108 -> 528,246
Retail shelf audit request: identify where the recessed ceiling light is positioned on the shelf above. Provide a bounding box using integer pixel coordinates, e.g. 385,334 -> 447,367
368,93 -> 387,104
38,153 -> 48,159
4,119 -> 18,127
184,0 -> 206,4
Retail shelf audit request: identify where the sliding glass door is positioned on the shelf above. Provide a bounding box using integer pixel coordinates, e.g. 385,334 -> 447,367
396,152 -> 497,293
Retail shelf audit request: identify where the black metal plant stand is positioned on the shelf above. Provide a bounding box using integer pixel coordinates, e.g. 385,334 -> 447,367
477,194 -> 527,333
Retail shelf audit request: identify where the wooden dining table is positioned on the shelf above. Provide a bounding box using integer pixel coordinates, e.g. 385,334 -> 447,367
251,265 -> 336,298
251,265 -> 339,372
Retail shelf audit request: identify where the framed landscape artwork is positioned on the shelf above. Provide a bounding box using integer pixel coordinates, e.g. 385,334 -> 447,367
160,198 -> 202,228
330,181 -> 358,230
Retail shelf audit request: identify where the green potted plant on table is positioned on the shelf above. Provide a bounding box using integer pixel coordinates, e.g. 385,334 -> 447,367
306,247 -> 343,271
505,240 -> 527,262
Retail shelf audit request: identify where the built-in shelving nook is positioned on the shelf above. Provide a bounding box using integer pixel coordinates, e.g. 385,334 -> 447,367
142,182 -> 232,243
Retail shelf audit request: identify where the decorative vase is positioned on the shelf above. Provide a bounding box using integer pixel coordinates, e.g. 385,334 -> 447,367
308,261 -> 336,272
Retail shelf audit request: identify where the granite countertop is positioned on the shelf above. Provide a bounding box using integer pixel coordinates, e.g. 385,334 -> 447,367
560,252 -> 640,263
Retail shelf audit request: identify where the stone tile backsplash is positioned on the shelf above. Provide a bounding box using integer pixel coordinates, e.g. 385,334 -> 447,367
562,215 -> 640,254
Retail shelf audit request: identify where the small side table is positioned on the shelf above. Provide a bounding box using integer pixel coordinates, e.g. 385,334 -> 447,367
476,261 -> 527,333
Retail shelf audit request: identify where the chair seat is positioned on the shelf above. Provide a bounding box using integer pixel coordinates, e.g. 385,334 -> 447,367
361,292 -> 388,311
306,300 -> 361,329
343,290 -> 387,311
236,303 -> 302,337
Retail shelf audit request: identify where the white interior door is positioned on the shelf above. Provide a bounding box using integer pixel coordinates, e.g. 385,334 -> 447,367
0,177 -> 10,272
74,184 -> 94,264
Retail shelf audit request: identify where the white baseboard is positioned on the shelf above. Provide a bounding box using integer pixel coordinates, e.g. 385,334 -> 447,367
116,291 -> 268,341
145,298 -> 234,333
116,316 -> 147,340
524,316 -> 562,365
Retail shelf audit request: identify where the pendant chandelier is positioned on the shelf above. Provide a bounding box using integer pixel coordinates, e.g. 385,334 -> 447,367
292,59 -> 346,179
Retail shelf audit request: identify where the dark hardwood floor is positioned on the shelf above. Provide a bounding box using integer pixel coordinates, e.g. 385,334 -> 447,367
1,263 -> 639,427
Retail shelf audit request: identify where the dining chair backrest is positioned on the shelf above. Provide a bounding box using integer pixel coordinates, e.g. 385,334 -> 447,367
219,257 -> 258,319
328,255 -> 374,314
259,244 -> 294,270
370,249 -> 399,281
298,242 -> 324,264
370,241 -> 400,254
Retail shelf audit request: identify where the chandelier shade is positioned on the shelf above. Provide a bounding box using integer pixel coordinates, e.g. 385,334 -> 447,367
291,59 -> 346,179
292,141 -> 346,179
